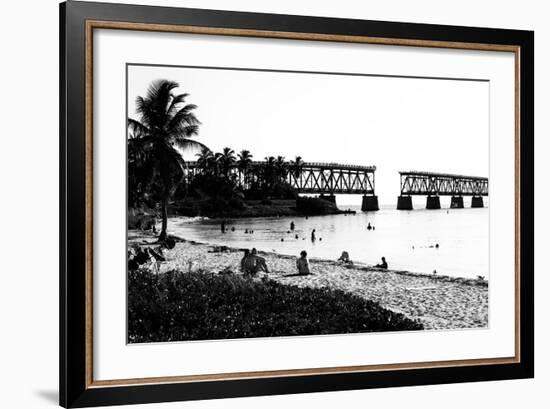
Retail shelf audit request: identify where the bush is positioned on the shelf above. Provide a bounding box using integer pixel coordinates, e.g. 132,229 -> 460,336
127,207 -> 157,230
188,174 -> 235,199
296,196 -> 338,215
128,269 -> 423,343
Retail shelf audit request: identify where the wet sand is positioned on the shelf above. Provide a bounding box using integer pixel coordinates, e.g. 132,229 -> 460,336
129,231 -> 488,330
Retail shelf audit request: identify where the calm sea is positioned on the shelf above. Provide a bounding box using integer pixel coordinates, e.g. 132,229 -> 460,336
169,205 -> 489,279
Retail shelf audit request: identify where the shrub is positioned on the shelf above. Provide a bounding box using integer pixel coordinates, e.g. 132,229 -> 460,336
188,174 -> 235,199
128,269 -> 423,343
127,207 -> 157,230
296,196 -> 338,214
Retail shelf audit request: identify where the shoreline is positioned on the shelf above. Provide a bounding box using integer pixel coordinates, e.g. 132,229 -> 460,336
129,230 -> 489,330
168,196 -> 351,220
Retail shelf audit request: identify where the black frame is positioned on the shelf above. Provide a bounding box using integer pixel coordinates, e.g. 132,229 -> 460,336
60,1 -> 534,407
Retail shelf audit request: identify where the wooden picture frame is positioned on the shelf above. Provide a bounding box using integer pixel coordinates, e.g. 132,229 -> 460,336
60,1 -> 534,407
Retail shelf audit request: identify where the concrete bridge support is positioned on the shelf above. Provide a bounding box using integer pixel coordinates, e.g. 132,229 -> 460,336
471,196 -> 484,208
426,195 -> 441,209
450,196 -> 464,209
397,195 -> 413,210
361,195 -> 379,211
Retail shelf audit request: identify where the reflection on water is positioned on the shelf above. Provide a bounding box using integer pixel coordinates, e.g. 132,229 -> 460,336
169,205 -> 489,279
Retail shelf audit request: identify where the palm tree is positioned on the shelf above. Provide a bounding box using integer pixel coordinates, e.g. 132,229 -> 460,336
213,151 -> 223,176
196,147 -> 214,174
275,155 -> 288,181
219,147 -> 236,178
263,156 -> 276,190
237,150 -> 253,187
128,130 -> 155,207
289,156 -> 305,185
128,79 -> 204,241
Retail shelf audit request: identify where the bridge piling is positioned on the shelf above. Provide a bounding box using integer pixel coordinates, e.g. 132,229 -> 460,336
450,196 -> 464,209
471,196 -> 484,208
398,171 -> 488,211
397,196 -> 413,210
426,195 -> 441,209
361,195 -> 379,211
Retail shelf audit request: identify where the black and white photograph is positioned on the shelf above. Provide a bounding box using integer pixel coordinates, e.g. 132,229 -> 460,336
126,63 -> 489,343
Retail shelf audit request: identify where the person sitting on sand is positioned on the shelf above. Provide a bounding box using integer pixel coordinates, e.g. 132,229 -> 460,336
375,256 -> 388,269
338,251 -> 353,265
250,248 -> 270,274
311,229 -> 316,242
296,250 -> 311,275
241,249 -> 255,276
367,222 -> 372,231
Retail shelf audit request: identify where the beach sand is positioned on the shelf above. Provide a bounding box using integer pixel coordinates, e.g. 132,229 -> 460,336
130,231 -> 488,331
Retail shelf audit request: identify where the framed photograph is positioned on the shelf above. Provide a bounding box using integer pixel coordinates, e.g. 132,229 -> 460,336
60,1 -> 534,407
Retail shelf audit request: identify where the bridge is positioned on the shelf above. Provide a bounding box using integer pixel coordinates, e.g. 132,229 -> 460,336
183,161 -> 380,211
397,171 -> 489,210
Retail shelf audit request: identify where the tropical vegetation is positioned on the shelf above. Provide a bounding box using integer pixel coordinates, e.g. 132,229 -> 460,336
128,269 -> 424,343
128,79 -> 332,235
128,79 -> 204,240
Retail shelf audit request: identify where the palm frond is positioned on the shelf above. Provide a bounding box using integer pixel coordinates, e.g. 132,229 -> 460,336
127,118 -> 150,139
166,105 -> 201,135
173,137 -> 208,153
166,93 -> 190,117
136,80 -> 180,131
135,96 -> 154,129
147,79 -> 179,111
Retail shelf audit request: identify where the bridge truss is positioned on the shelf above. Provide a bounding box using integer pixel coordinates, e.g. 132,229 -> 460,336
399,171 -> 488,197
183,161 -> 376,195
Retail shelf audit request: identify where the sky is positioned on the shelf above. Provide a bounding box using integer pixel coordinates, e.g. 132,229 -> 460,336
127,64 -> 489,206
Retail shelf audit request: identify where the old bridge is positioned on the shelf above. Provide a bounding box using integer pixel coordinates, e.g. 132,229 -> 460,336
397,171 -> 489,210
183,161 -> 380,211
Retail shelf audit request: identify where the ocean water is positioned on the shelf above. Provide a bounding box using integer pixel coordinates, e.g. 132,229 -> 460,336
169,205 -> 489,279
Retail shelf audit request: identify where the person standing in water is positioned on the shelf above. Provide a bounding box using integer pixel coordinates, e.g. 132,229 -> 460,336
296,250 -> 311,275
221,220 -> 226,233
290,221 -> 295,231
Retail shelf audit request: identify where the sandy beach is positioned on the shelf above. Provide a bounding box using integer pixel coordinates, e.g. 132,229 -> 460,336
129,231 -> 488,331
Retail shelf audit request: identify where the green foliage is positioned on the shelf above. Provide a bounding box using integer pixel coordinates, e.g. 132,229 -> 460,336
296,196 -> 339,214
245,181 -> 298,200
188,173 -> 236,199
128,269 -> 423,343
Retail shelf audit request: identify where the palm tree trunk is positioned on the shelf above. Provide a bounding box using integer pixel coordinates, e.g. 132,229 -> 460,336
159,195 -> 168,241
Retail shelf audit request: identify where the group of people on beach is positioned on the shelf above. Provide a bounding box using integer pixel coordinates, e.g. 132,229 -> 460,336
240,248 -> 312,276
337,251 -> 387,269
225,218 -> 390,274
240,248 -> 270,276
